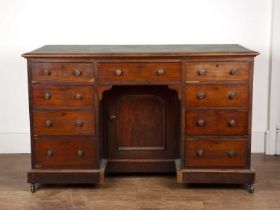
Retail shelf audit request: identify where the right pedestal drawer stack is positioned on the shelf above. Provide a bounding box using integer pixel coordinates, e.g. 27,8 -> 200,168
185,61 -> 251,169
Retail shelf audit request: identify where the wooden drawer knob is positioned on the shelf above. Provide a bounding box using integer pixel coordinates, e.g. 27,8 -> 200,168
156,68 -> 165,76
44,92 -> 51,100
228,92 -> 237,100
196,119 -> 205,127
229,68 -> 237,75
77,150 -> 84,157
228,149 -> 236,157
47,150 -> 54,157
109,114 -> 116,120
43,68 -> 51,76
75,93 -> 83,100
197,68 -> 206,76
45,120 -> 53,128
196,149 -> 204,157
197,92 -> 206,100
115,69 -> 123,76
76,120 -> 83,127
73,69 -> 82,76
228,119 -> 236,127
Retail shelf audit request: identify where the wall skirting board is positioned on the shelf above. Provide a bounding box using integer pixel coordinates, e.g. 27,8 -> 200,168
266,0 -> 280,155
252,132 -> 266,153
0,132 -> 266,154
277,128 -> 280,154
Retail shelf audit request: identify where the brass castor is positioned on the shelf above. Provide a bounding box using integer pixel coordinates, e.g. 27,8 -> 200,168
247,184 -> 254,193
30,184 -> 36,193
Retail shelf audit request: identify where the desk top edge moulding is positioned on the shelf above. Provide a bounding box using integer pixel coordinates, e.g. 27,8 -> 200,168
22,44 -> 259,193
22,44 -> 259,58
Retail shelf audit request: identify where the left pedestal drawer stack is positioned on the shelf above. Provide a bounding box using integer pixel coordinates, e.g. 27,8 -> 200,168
27,62 -> 101,192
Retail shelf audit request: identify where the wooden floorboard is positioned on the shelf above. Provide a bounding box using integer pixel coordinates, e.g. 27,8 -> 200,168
0,154 -> 280,210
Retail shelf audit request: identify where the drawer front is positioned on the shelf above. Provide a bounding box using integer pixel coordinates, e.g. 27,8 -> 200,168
186,62 -> 250,81
186,84 -> 249,108
185,110 -> 248,136
184,140 -> 247,167
33,111 -> 95,136
98,63 -> 181,82
31,63 -> 94,83
34,138 -> 96,169
32,86 -> 94,107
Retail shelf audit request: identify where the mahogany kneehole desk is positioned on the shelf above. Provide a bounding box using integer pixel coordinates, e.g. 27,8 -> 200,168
22,45 -> 259,193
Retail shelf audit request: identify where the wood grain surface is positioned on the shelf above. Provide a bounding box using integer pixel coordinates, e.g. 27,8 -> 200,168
0,154 -> 279,210
185,110 -> 248,136
184,140 -> 247,167
98,62 -> 181,82
186,84 -> 249,108
23,45 -> 258,187
31,63 -> 94,83
32,85 -> 95,107
33,111 -> 95,136
185,61 -> 250,81
34,138 -> 97,169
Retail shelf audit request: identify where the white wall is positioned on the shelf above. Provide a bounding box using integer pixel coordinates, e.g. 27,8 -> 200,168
268,0 -> 280,154
0,0 -> 273,153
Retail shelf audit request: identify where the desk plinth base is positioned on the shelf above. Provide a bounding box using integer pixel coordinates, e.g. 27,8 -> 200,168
27,159 -> 255,193
27,160 -> 107,192
107,159 -> 176,173
176,168 -> 255,185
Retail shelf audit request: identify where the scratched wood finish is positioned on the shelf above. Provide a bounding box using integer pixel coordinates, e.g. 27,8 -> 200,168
32,85 -> 94,106
103,85 -> 180,161
97,63 -> 181,83
34,139 -> 97,169
1,154 -> 280,210
33,111 -> 95,136
185,62 -> 250,81
117,95 -> 165,150
22,45 -> 258,189
31,63 -> 94,83
184,140 -> 247,167
185,110 -> 248,136
186,84 -> 249,108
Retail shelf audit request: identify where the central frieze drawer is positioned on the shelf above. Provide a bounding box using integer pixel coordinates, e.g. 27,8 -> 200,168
97,63 -> 181,82
185,110 -> 248,136
33,111 -> 95,136
186,84 -> 249,108
184,140 -> 247,167
34,138 -> 97,169
186,62 -> 250,81
32,86 -> 94,107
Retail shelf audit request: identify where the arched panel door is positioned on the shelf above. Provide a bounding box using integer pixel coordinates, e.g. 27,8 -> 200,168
103,86 -> 180,160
